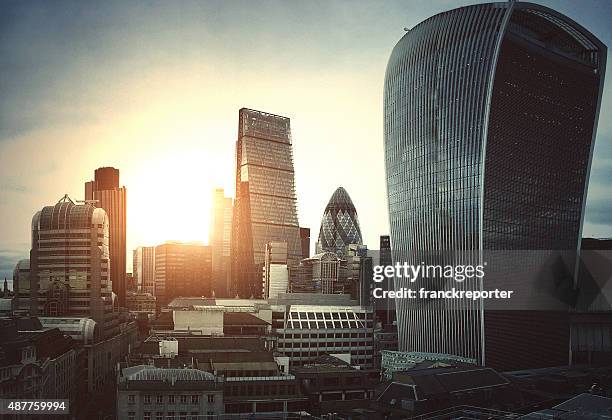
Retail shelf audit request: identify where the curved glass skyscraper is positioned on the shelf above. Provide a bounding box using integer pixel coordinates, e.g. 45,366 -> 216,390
317,187 -> 363,256
384,2 -> 606,369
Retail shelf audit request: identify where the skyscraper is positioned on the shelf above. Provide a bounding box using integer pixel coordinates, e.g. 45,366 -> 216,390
377,235 -> 394,325
28,195 -> 118,338
231,108 -> 302,298
133,246 -> 155,294
210,188 -> 233,297
85,167 -> 127,307
384,2 -> 606,369
317,187 -> 363,257
299,227 -> 311,259
154,242 -> 212,307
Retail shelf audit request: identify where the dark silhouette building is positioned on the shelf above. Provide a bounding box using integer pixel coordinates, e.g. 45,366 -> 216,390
300,227 -> 311,259
231,108 -> 302,298
210,188 -> 233,297
85,167 -> 127,307
384,2 -> 606,370
154,242 -> 212,308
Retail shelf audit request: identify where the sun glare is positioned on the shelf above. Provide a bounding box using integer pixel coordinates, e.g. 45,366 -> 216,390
127,149 -> 226,247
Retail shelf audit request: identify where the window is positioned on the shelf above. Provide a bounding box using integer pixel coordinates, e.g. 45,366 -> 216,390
156,395 -> 163,404
156,413 -> 163,420
144,395 -> 152,404
191,395 -> 199,404
207,412 -> 215,417
144,412 -> 151,420
167,412 -> 175,420
180,395 -> 188,404
128,394 -> 135,405
207,394 -> 215,403
168,395 -> 176,404
128,412 -> 135,420
190,413 -> 198,420
179,413 -> 187,420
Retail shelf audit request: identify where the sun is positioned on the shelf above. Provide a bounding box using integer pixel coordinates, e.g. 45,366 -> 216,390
126,149 -> 230,248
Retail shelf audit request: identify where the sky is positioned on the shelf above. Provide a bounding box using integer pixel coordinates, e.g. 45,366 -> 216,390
1,0 -> 612,281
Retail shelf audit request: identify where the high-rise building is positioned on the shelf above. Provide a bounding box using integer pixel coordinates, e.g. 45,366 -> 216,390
28,195 -> 118,338
154,242 -> 212,307
12,259 -> 30,314
299,227 -> 311,259
384,3 -> 606,370
85,167 -> 127,307
263,242 -> 289,299
231,108 -> 302,298
210,188 -> 233,297
133,246 -> 155,294
377,235 -> 394,325
317,187 -> 363,257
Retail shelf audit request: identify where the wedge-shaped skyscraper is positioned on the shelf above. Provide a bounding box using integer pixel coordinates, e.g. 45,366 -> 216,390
384,2 -> 606,370
231,108 -> 302,298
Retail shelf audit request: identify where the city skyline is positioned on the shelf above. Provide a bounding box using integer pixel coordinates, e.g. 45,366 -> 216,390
1,0 -> 612,282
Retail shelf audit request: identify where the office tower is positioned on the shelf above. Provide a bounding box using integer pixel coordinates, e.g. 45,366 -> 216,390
377,235 -> 394,325
300,227 -> 311,259
231,108 -> 302,298
125,272 -> 135,291
154,242 -> 212,307
272,297 -> 375,368
344,244 -> 373,307
317,187 -> 363,257
384,3 -> 606,369
263,242 -> 289,299
29,195 -> 118,337
133,246 -> 155,294
85,167 -> 127,307
292,252 -> 341,294
12,259 -> 30,314
210,188 -> 233,297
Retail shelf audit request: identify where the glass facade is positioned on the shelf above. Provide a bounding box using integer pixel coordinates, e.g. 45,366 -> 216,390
231,108 -> 302,298
317,187 -> 363,257
384,3 -> 606,368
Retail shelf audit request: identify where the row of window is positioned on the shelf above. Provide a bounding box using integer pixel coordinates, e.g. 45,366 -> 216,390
283,332 -> 369,339
129,412 -> 216,420
128,394 -> 215,405
280,341 -> 372,348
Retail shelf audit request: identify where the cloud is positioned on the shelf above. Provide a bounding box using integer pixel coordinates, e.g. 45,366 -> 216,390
0,177 -> 28,193
0,249 -> 27,280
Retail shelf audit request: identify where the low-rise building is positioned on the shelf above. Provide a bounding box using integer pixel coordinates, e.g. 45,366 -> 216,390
292,354 -> 378,416
117,365 -> 223,420
273,304 -> 375,368
126,291 -> 156,319
0,318 -> 77,403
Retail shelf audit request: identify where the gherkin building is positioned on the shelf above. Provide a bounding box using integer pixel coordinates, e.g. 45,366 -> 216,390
317,187 -> 363,256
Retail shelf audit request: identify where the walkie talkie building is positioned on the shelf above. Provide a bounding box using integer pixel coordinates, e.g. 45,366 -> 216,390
384,2 -> 606,369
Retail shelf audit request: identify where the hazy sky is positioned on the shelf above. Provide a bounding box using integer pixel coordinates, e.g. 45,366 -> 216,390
1,0 -> 612,281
